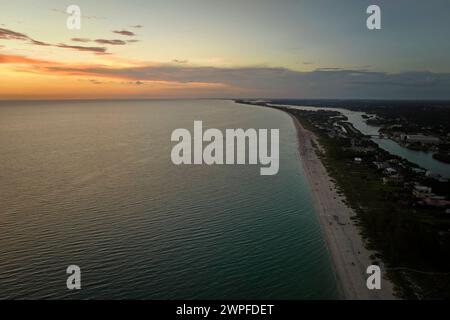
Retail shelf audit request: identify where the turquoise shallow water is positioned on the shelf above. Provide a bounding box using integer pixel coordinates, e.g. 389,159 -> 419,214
0,100 -> 337,299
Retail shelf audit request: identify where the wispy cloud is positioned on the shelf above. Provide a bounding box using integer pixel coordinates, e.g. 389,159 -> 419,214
0,27 -> 51,46
316,67 -> 343,71
1,27 -> 107,54
72,38 -> 134,46
112,30 -> 135,36
172,59 -> 189,64
55,44 -> 107,54
0,27 -> 28,40
29,39 -> 52,46
71,38 -> 92,43
89,79 -> 103,85
0,54 -> 57,65
2,52 -> 450,99
94,39 -> 127,45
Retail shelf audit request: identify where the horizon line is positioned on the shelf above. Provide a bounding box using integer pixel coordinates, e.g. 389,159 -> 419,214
2,98 -> 450,103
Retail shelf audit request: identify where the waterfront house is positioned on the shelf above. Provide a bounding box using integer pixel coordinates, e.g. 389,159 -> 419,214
373,162 -> 389,170
413,185 -> 433,198
382,175 -> 404,185
425,171 -> 441,179
384,167 -> 397,175
400,134 -> 440,145
412,167 -> 426,175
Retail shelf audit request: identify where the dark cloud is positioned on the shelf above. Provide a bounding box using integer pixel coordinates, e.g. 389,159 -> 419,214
29,39 -> 52,46
172,59 -> 189,64
72,38 -> 132,46
0,27 -> 51,46
1,27 -> 108,54
56,44 -> 107,54
3,42 -> 449,99
94,39 -> 127,45
41,64 -> 450,99
0,27 -> 28,40
127,40 -> 140,43
303,62 -> 314,65
112,30 -> 135,36
130,25 -> 143,28
121,80 -> 145,86
348,72 -> 443,88
71,38 -> 92,43
316,67 -> 343,71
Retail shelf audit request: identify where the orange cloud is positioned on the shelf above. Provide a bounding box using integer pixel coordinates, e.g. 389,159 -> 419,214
0,54 -> 57,65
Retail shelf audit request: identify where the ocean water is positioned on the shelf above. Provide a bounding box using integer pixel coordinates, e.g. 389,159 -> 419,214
0,99 -> 337,299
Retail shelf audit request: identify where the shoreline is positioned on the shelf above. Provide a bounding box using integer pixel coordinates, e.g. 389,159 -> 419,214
288,114 -> 396,300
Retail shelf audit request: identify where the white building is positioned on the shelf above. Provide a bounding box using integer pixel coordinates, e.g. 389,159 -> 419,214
384,167 -> 397,175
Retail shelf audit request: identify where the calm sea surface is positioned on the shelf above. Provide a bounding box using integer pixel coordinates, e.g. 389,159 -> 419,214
0,100 -> 337,299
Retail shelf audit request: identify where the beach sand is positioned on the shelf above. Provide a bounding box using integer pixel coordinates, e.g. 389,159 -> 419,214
290,115 -> 396,300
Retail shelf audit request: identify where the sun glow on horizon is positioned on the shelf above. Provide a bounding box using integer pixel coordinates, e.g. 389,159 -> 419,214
2,0 -> 450,100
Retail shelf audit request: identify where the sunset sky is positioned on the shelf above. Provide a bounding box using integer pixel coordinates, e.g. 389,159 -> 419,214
1,0 -> 450,99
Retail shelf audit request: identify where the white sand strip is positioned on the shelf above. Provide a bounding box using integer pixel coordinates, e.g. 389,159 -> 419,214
290,115 -> 396,300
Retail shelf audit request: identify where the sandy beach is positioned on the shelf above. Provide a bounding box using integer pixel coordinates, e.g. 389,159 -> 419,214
290,115 -> 396,300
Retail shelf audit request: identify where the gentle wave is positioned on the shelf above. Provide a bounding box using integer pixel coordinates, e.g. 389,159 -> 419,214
0,100 -> 337,299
